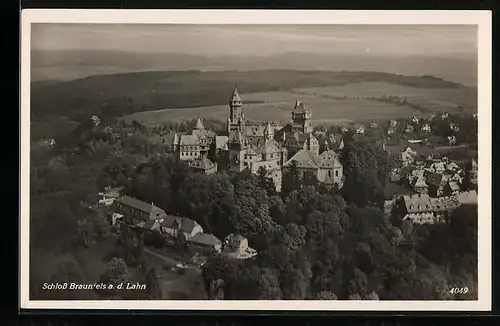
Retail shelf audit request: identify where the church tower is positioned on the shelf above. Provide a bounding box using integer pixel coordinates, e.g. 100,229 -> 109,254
227,87 -> 245,135
291,99 -> 313,134
264,121 -> 273,141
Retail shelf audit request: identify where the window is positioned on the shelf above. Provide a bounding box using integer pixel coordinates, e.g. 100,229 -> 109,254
335,170 -> 339,177
328,170 -> 332,177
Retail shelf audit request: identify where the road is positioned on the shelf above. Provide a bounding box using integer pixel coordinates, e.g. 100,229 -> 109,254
143,247 -> 201,274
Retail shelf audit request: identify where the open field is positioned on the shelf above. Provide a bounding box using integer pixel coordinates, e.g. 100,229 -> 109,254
121,89 -> 419,126
121,82 -> 476,126
293,82 -> 477,113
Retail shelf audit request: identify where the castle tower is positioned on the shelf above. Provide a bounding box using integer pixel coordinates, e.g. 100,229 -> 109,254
227,87 -> 244,135
291,99 -> 313,134
228,129 -> 247,173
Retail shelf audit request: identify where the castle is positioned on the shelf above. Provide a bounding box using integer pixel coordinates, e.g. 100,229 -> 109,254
173,88 -> 344,191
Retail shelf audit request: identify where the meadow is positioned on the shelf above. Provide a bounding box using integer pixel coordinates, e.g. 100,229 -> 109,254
121,81 -> 476,126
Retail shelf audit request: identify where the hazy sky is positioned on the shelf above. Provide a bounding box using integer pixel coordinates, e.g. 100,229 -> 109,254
32,24 -> 477,57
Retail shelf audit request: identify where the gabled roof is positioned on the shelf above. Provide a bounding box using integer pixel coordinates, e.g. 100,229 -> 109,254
425,172 -> 444,186
215,136 -> 229,150
284,149 -> 319,169
402,194 -> 459,214
317,149 -> 342,169
256,139 -> 281,154
456,190 -> 478,205
188,157 -> 216,171
251,159 -> 281,173
179,217 -> 200,234
161,215 -> 180,229
189,233 -> 222,247
447,181 -> 461,192
412,176 -> 428,188
116,195 -> 154,213
179,134 -> 199,146
244,147 -> 259,156
292,100 -> 310,114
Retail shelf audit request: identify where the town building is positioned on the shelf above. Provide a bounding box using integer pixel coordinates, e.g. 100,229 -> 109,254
159,215 -> 204,240
283,141 -> 344,188
392,193 -> 460,224
222,234 -> 257,260
188,155 -> 218,175
421,124 -> 431,133
96,186 -> 124,207
187,233 -> 223,255
467,158 -> 478,187
114,195 -> 168,225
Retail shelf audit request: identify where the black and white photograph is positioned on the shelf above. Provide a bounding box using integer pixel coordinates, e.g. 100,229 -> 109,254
20,10 -> 492,311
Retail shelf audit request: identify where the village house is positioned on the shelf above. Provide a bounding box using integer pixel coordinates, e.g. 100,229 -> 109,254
411,175 -> 429,195
173,118 -> 217,161
449,122 -> 460,132
159,215 -> 204,240
411,116 -> 420,124
97,186 -> 124,207
447,135 -> 457,146
187,233 -> 223,255
188,155 -> 218,175
222,234 -> 258,260
421,124 -> 431,133
392,194 -> 460,224
405,124 -> 414,134
456,190 -> 478,205
114,195 -> 168,225
387,125 -> 397,135
467,158 -> 478,187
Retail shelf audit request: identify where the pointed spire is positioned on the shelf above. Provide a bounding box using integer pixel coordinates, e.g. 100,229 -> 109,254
324,139 -> 329,151
195,117 -> 205,130
264,121 -> 273,140
337,138 -> 345,150
173,132 -> 179,146
294,99 -> 301,108
231,87 -> 242,103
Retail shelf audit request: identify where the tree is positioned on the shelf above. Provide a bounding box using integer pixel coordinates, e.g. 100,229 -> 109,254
256,166 -> 277,196
229,179 -> 275,240
281,160 -> 301,195
97,257 -> 143,299
258,268 -> 282,299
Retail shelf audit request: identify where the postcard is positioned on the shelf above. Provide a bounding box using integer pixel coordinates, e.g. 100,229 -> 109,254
20,9 -> 492,311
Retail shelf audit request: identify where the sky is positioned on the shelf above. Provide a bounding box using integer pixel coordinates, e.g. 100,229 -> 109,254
31,24 -> 477,58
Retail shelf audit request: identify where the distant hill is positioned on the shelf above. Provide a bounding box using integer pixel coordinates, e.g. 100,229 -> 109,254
31,69 -> 467,124
31,50 -> 478,87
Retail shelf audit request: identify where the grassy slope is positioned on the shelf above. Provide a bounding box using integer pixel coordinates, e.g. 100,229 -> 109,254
30,70 -> 474,137
122,81 -> 477,126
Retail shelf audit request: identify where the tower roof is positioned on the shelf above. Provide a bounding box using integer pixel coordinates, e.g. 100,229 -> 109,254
231,87 -> 242,102
195,117 -> 205,130
292,100 -> 310,114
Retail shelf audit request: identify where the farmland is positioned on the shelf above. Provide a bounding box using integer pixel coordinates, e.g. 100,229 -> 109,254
121,81 -> 477,126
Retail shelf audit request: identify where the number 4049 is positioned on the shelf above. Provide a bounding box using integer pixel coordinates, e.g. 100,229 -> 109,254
449,287 -> 469,295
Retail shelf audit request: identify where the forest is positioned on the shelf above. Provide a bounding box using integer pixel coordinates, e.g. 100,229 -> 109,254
29,116 -> 478,300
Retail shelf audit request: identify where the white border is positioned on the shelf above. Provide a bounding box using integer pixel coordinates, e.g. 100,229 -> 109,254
20,9 -> 492,311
